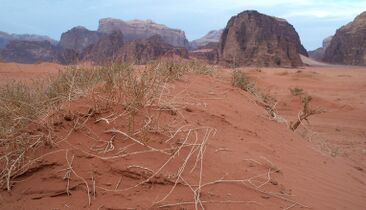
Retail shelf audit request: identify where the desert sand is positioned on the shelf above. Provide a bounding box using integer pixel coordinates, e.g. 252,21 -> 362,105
0,62 -> 365,210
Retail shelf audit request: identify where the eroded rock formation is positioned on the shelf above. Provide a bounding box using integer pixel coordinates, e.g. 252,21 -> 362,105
323,11 -> 366,65
219,10 -> 307,67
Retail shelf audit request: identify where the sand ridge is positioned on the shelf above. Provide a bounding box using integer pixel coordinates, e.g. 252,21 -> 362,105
0,63 -> 365,210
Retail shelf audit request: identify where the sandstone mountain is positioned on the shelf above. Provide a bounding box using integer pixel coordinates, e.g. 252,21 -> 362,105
190,29 -> 223,49
0,40 -> 80,64
308,36 -> 333,61
0,40 -> 57,63
82,31 -> 124,64
0,31 -> 57,49
116,35 -> 188,64
323,11 -> 366,65
59,26 -> 103,52
98,18 -> 189,48
219,10 -> 307,67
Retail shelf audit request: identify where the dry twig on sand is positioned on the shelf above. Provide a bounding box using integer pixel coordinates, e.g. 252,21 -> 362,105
290,95 -> 324,131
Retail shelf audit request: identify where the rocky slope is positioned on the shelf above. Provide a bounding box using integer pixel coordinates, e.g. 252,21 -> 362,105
323,11 -> 366,65
190,29 -> 223,49
82,31 -> 124,64
116,35 -> 188,64
58,26 -> 103,52
308,36 -> 333,61
98,18 -> 189,48
0,31 -> 57,49
219,10 -> 307,67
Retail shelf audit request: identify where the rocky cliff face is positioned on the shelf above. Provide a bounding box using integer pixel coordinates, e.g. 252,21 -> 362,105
0,40 -> 57,63
82,31 -> 124,64
189,49 -> 218,64
0,39 -> 80,64
190,29 -> 223,49
98,18 -> 189,48
116,35 -> 188,64
308,36 -> 333,61
323,11 -> 366,65
219,10 -> 307,67
59,26 -> 103,52
0,31 -> 57,49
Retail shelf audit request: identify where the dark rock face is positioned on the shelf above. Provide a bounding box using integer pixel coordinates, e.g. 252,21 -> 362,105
190,29 -> 223,49
56,48 -> 80,65
0,40 -> 57,63
323,11 -> 366,65
219,10 -> 307,67
59,26 -> 103,52
98,18 -> 189,48
117,35 -> 188,64
0,31 -> 57,49
189,42 -> 219,64
189,49 -> 218,64
0,40 -> 80,64
82,31 -> 124,64
308,36 -> 333,61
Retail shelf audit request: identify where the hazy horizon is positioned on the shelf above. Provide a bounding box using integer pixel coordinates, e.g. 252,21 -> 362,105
0,0 -> 365,50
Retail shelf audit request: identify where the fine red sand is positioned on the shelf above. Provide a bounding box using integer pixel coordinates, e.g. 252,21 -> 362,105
0,62 -> 366,210
0,62 -> 63,85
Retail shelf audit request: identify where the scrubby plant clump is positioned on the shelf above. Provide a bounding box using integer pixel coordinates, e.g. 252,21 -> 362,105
232,70 -> 255,93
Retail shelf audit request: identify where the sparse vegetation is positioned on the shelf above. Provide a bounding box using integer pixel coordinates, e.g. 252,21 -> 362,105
289,87 -> 304,96
232,70 -> 255,93
290,95 -> 324,131
0,59 -> 217,190
148,57 -> 214,81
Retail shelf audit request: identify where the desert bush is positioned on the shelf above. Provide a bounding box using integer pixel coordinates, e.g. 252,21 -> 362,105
0,81 -> 47,137
0,64 -> 133,138
232,70 -> 255,93
148,58 -> 214,82
188,60 -> 214,75
289,87 -> 304,96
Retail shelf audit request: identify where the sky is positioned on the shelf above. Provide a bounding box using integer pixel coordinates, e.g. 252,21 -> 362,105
0,0 -> 365,50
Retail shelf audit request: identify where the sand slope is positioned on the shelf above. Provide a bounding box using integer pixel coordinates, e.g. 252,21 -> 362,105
1,66 -> 365,210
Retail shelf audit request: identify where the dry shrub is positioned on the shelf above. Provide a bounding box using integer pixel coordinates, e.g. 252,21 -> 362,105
290,95 -> 324,131
0,64 -> 133,190
289,87 -> 304,96
232,70 -> 255,93
148,57 -> 214,82
0,81 -> 48,138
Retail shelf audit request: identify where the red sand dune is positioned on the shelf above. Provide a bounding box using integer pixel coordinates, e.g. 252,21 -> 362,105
0,63 -> 366,210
